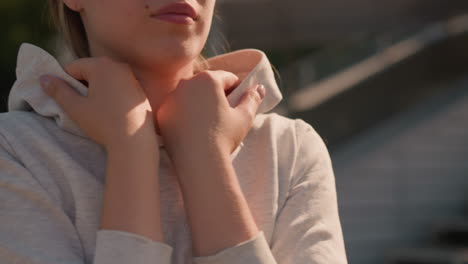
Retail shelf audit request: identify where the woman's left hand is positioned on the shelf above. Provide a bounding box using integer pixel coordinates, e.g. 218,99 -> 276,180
156,70 -> 265,158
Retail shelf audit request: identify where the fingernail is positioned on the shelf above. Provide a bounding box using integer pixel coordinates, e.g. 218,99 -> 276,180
256,84 -> 265,99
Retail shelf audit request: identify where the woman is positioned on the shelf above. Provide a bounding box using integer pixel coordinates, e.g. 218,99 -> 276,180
0,0 -> 348,263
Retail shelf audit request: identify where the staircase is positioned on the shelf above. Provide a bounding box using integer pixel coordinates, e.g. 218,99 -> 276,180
279,14 -> 468,264
386,218 -> 468,264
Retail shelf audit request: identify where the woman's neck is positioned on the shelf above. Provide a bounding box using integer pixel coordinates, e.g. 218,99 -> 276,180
87,43 -> 199,132
133,62 -> 196,114
131,61 -> 198,136
88,43 -> 197,111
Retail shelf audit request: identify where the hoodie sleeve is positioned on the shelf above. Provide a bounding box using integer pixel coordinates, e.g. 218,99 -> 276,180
192,118 -> 348,264
0,132 -> 173,264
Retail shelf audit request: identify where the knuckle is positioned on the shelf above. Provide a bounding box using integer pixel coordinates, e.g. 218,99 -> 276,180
223,70 -> 238,79
109,59 -> 131,72
64,60 -> 81,74
196,71 -> 217,84
250,88 -> 261,102
63,63 -> 72,73
176,79 -> 189,90
192,71 -> 220,92
177,78 -> 188,86
97,56 -> 114,66
196,70 -> 212,78
87,58 -> 98,69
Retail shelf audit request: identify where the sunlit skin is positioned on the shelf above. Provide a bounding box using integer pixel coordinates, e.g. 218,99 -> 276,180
69,0 -> 214,120
41,0 -> 267,257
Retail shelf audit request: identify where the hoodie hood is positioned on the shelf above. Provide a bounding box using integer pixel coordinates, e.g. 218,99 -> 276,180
8,43 -> 283,147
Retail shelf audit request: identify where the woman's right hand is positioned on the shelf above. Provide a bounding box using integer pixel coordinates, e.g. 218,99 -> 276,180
39,56 -> 158,150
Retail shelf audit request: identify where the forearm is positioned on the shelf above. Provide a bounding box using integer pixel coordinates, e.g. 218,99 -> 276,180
101,137 -> 164,243
172,143 -> 259,257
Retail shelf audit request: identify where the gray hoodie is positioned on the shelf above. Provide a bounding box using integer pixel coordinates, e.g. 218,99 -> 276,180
0,43 -> 348,264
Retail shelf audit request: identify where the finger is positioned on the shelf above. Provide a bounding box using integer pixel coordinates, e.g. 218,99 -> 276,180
235,84 -> 265,120
216,70 -> 241,92
40,75 -> 86,122
64,57 -> 96,82
199,70 -> 240,94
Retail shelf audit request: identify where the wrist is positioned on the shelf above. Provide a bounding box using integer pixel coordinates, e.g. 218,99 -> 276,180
171,141 -> 231,182
172,139 -> 229,161
106,134 -> 160,154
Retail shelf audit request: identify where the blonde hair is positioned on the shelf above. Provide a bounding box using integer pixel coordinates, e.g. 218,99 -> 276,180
47,0 -> 210,73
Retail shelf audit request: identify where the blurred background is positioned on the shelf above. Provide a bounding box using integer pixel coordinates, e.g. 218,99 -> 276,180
3,0 -> 468,263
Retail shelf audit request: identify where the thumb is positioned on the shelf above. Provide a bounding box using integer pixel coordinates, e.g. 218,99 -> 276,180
235,84 -> 265,120
40,75 -> 85,120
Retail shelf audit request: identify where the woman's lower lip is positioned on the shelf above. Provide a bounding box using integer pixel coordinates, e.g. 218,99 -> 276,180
151,14 -> 195,25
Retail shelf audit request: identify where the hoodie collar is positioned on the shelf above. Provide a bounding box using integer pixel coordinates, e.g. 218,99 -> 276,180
8,43 -> 283,147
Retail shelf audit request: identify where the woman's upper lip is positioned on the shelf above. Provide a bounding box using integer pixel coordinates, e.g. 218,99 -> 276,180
152,2 -> 199,20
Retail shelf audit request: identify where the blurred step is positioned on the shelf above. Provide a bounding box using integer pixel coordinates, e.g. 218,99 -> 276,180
386,246 -> 468,264
432,220 -> 468,247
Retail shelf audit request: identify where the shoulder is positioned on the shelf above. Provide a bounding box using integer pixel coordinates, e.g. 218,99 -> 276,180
0,110 -> 48,132
253,112 -> 320,132
0,111 -> 48,150
0,111 -> 79,213
0,111 -> 39,153
0,111 -> 63,142
252,112 -> 327,151
245,113 -> 334,200
0,110 -> 74,166
252,112 -> 332,176
0,110 -> 36,122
